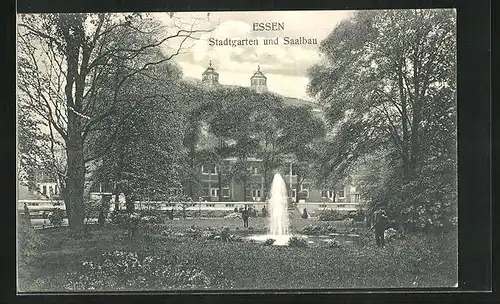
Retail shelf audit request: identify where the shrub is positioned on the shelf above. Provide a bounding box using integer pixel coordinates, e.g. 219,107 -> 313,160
220,227 -> 230,242
58,251 -> 216,290
48,209 -> 64,227
318,209 -> 345,221
18,217 -> 44,266
111,212 -> 142,237
326,239 -> 341,248
263,238 -> 275,246
347,210 -> 365,222
287,236 -> 308,247
302,224 -> 328,235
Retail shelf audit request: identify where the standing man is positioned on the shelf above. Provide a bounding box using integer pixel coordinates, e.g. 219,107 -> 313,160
371,208 -> 388,247
242,206 -> 249,228
23,202 -> 31,226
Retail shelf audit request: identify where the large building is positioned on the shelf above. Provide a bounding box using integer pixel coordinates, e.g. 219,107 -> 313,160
83,62 -> 364,214
196,62 -> 363,211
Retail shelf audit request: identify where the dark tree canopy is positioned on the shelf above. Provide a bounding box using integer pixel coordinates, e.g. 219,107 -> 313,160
308,9 -> 457,230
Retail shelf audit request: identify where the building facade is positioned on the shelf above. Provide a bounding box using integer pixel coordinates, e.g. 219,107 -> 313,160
196,62 -> 363,209
81,62 -> 365,213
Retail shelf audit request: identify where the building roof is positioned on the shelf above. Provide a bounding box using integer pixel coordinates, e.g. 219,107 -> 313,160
202,60 -> 219,76
250,65 -> 267,80
197,62 -> 322,111
282,96 -> 321,109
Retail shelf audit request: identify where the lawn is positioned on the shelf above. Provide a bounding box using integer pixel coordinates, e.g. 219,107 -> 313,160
18,217 -> 458,291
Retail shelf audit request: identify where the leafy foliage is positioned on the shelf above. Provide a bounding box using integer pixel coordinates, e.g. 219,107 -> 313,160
17,13 -> 214,231
287,236 -> 308,247
18,217 -> 44,266
318,209 -> 346,221
48,209 -> 64,227
308,9 -> 457,231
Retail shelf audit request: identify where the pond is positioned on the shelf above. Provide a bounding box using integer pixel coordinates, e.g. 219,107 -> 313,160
246,232 -> 360,247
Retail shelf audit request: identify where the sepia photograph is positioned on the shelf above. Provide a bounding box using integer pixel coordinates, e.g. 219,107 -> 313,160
16,9 -> 458,292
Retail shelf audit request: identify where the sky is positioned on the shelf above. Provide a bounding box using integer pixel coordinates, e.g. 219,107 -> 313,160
153,11 -> 354,101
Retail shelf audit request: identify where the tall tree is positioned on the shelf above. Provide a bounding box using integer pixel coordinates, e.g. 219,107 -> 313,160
308,9 -> 456,230
308,9 -> 456,180
277,106 -> 326,202
17,13 -> 213,233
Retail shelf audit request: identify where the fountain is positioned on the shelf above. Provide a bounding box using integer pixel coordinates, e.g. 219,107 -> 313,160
248,173 -> 293,245
246,173 -> 359,246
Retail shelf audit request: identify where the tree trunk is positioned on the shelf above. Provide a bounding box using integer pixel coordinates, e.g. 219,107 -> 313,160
295,173 -> 301,203
397,57 -> 411,180
65,139 -> 86,233
410,101 -> 422,173
218,163 -> 223,202
60,15 -> 88,234
125,193 -> 135,213
263,167 -> 269,199
98,194 -> 111,226
188,144 -> 196,199
113,186 -> 120,212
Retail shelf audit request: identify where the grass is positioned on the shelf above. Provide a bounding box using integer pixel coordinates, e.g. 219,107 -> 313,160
18,217 -> 458,291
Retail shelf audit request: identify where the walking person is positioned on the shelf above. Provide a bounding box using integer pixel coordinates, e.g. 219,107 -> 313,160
371,208 -> 388,247
242,206 -> 249,228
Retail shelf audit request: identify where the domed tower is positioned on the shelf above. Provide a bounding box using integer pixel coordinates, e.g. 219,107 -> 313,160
250,65 -> 268,93
202,60 -> 219,88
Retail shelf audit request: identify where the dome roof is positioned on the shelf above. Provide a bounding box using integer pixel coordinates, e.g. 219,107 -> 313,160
202,60 -> 219,75
250,65 -> 267,79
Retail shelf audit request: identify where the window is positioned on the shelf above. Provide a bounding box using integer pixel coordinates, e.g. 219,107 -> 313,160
322,190 -> 334,199
222,188 -> 230,198
252,189 -> 261,198
323,191 -> 334,200
337,204 -> 346,208
225,203 -> 235,207
211,188 -> 219,197
353,194 -> 361,202
252,167 -> 259,175
338,189 -> 345,198
291,189 -> 297,199
42,185 -> 47,195
206,203 -> 215,207
319,204 -> 327,208
201,165 -> 210,174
